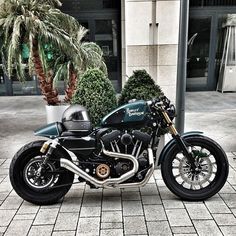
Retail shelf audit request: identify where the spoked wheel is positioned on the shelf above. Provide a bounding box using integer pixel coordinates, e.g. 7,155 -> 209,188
161,136 -> 229,201
10,141 -> 74,205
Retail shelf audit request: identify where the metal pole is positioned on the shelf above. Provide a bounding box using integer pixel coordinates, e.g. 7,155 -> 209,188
175,0 -> 189,134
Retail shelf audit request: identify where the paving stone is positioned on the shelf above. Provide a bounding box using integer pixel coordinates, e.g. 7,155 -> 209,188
220,225 -> 236,236
141,194 -> 162,205
144,204 -> 166,221
213,213 -> 236,226
0,159 -> 6,166
193,220 -> 223,236
171,226 -> 196,234
158,186 -> 178,200
102,197 -> 122,211
101,222 -> 123,229
82,194 -> 102,206
80,206 -> 101,217
60,197 -> 82,213
101,211 -> 122,222
103,189 -> 121,197
232,208 -> 236,217
0,182 -> 12,193
0,209 -> 16,226
40,202 -> 62,209
100,229 -> 123,236
166,209 -> 192,227
33,208 -> 59,225
54,212 -> 79,231
0,169 -> 8,175
185,203 -> 212,220
28,225 -> 53,236
123,200 -> 143,216
124,216 -> 147,235
156,179 -> 166,187
0,192 -> 9,201
52,231 -> 75,236
147,175 -> 156,184
219,182 -> 236,194
0,196 -> 23,210
147,221 -> 172,236
122,191 -> 141,200
0,226 -> 7,234
140,184 -> 159,196
173,234 -> 198,236
18,201 -> 39,214
76,217 -> 100,236
14,214 -> 36,220
4,219 -> 32,236
154,169 -> 162,180
205,198 -> 231,214
220,194 -> 236,208
65,189 -> 84,198
162,199 -> 184,209
122,187 -> 139,192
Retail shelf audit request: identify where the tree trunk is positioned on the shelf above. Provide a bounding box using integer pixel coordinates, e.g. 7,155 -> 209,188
32,39 -> 60,105
64,66 -> 77,103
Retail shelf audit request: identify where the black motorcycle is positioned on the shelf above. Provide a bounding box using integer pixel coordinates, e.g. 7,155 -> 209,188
9,96 -> 229,205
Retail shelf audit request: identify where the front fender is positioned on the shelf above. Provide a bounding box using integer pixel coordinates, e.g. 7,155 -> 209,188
157,131 -> 204,166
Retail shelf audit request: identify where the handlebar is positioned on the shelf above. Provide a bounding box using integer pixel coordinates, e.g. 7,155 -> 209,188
147,96 -> 171,109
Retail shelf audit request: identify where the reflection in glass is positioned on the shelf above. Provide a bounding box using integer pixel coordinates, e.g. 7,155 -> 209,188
187,17 -> 211,90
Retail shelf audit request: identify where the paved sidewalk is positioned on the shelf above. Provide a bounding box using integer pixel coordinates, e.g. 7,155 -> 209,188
0,154 -> 236,236
0,92 -> 236,235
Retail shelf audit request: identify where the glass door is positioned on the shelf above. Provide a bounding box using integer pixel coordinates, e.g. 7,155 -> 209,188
187,16 -> 212,90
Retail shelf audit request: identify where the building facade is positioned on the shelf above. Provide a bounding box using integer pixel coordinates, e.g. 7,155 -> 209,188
1,0 -> 236,100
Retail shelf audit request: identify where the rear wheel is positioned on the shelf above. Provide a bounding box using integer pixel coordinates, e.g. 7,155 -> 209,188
9,140 -> 74,205
161,136 -> 229,201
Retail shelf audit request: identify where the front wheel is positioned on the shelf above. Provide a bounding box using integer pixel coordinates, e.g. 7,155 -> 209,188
161,136 -> 229,201
10,140 -> 74,205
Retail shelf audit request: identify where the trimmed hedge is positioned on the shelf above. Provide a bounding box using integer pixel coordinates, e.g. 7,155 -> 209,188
72,68 -> 117,126
118,70 -> 163,105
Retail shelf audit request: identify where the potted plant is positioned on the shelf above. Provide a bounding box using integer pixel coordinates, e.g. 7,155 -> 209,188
0,0 -> 105,123
72,68 -> 117,126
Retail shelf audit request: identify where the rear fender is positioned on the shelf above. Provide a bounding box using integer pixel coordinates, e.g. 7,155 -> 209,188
157,131 -> 204,166
34,122 -> 63,139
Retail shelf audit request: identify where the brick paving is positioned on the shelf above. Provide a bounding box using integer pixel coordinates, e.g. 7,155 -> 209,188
0,153 -> 235,236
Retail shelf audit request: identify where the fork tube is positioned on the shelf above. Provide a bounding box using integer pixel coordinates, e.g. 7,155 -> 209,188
162,111 -> 196,168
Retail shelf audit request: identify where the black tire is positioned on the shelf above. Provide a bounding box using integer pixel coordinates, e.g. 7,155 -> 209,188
9,140 -> 74,205
161,135 -> 229,201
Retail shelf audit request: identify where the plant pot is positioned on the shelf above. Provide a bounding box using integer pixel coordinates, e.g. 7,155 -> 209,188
46,105 -> 70,124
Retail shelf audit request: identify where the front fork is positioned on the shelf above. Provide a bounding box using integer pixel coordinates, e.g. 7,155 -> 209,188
162,111 -> 197,169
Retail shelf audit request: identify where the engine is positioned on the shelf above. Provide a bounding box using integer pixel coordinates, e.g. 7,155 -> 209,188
77,129 -> 153,186
99,129 -> 152,179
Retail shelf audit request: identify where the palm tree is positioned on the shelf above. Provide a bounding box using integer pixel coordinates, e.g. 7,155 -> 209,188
0,0 -> 80,105
53,27 -> 107,103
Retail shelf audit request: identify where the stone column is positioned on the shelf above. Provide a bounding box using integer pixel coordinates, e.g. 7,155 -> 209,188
123,0 -> 180,102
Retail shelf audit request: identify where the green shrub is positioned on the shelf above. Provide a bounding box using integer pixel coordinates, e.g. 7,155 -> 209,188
72,68 -> 117,126
118,70 -> 163,105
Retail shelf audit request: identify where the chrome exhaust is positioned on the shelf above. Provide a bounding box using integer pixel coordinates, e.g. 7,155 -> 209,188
60,148 -> 139,188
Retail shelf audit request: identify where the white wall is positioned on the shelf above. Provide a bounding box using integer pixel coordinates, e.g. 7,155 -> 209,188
123,0 -> 180,102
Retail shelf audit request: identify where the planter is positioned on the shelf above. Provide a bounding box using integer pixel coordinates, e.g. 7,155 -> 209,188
46,105 -> 70,124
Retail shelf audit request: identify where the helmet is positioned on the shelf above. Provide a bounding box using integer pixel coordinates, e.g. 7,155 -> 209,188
62,105 -> 92,132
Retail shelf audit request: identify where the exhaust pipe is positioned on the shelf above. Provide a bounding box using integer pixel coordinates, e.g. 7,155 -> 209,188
60,148 -> 139,188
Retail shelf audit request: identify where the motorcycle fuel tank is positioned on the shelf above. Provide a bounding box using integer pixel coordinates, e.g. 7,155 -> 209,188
101,100 -> 150,128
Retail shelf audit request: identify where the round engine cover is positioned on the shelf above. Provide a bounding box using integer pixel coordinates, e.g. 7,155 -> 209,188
121,133 -> 132,146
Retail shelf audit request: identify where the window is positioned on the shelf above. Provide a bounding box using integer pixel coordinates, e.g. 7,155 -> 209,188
190,0 -> 236,7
